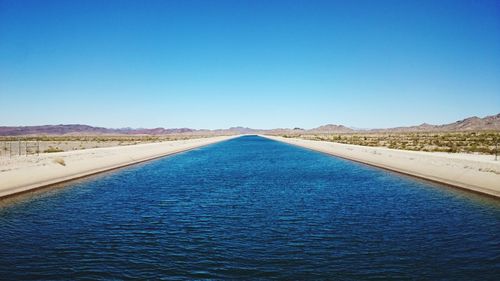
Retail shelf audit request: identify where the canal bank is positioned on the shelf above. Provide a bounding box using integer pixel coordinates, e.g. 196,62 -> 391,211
0,135 -> 237,198
263,135 -> 500,198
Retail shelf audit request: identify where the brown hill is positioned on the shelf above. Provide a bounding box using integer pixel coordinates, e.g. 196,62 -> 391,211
373,113 -> 500,132
0,124 -> 194,136
308,124 -> 355,133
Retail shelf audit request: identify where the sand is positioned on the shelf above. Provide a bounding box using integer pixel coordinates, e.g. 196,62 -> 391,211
263,135 -> 500,198
0,135 -> 236,198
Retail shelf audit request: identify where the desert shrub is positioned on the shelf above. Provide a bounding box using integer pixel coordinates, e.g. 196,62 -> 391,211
53,158 -> 66,166
44,146 -> 64,153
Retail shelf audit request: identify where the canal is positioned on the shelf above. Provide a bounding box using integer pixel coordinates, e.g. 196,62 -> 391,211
0,136 -> 498,279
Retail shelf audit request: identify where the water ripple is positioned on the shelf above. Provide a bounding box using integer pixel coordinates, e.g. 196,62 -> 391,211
0,136 -> 499,280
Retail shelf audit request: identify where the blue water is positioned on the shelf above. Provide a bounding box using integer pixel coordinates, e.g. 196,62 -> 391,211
0,136 -> 499,280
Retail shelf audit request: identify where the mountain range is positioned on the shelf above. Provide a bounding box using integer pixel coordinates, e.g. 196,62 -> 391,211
1,113 -> 499,136
369,113 -> 500,133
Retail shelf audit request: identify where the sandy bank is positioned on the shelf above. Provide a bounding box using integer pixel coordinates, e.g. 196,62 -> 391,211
264,135 -> 500,198
0,136 -> 237,198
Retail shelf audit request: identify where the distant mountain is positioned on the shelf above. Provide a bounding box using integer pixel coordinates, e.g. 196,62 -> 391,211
0,124 -> 194,136
226,127 -> 259,134
0,113 -> 498,136
308,124 -> 355,133
439,114 -> 500,131
305,113 -> 500,133
372,113 -> 500,132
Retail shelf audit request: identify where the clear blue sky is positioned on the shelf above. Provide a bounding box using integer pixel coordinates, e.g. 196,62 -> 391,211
1,0 -> 499,129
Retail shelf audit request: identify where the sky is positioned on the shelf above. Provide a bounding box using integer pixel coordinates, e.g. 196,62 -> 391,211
0,0 -> 499,129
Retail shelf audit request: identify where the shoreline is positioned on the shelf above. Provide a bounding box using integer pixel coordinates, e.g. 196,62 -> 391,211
0,135 -> 237,199
263,135 -> 500,199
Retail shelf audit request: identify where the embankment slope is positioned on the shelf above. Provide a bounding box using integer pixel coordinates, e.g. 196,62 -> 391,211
264,135 -> 500,198
0,136 -> 236,198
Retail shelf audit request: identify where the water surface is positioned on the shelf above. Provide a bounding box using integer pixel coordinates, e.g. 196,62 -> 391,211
0,136 -> 499,280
